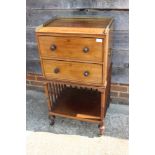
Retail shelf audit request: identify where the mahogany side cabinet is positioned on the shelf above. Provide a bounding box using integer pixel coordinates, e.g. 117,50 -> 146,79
35,17 -> 114,135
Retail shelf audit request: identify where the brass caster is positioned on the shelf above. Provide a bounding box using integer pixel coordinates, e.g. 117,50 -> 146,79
50,119 -> 55,126
98,124 -> 105,136
49,115 -> 55,126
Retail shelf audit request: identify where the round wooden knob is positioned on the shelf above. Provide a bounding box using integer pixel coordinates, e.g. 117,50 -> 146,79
53,68 -> 60,74
83,71 -> 90,77
50,44 -> 57,51
83,47 -> 89,53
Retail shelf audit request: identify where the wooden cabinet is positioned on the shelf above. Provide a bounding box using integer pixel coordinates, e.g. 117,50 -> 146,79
36,17 -> 114,135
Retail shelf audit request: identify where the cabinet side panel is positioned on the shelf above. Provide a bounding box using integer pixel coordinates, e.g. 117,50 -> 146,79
35,33 -> 46,77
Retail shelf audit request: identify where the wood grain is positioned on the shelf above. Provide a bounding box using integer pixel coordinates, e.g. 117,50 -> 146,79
38,36 -> 103,62
44,83 -> 52,112
49,87 -> 101,122
26,43 -> 39,60
27,0 -> 129,9
36,27 -> 106,34
36,17 -> 113,34
42,60 -> 103,85
44,17 -> 113,28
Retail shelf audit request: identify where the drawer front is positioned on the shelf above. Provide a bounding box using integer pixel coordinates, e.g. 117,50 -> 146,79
42,60 -> 102,85
38,36 -> 103,62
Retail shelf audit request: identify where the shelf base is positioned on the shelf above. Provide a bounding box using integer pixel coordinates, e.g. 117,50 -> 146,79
50,87 -> 101,123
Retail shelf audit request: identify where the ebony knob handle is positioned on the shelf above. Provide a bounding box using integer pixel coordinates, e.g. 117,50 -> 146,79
50,44 -> 57,51
53,68 -> 60,74
83,71 -> 90,77
83,47 -> 89,53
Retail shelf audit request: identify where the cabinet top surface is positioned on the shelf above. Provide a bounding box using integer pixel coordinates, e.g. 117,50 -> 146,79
45,17 -> 112,28
36,17 -> 113,35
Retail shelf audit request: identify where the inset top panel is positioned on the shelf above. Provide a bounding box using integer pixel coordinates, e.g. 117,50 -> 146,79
36,17 -> 113,35
45,18 -> 112,28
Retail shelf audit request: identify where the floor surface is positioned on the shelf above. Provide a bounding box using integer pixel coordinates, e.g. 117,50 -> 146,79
26,89 -> 129,155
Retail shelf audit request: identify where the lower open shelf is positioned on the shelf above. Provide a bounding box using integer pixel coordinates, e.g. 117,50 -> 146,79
50,87 -> 101,123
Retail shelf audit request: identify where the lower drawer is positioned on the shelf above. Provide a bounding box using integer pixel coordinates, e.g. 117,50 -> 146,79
42,60 -> 103,85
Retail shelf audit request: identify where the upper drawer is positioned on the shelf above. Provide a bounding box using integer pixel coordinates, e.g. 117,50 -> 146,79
38,36 -> 103,62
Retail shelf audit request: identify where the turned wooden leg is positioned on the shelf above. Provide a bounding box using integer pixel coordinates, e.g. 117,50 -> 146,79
48,115 -> 55,126
98,122 -> 105,136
